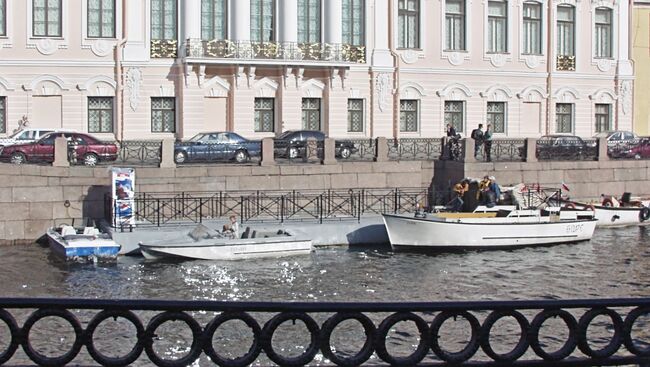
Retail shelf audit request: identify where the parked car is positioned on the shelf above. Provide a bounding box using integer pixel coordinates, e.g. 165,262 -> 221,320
273,130 -> 358,159
0,128 -> 57,147
173,132 -> 261,164
593,130 -> 640,158
620,137 -> 650,159
0,132 -> 118,166
518,134 -> 596,160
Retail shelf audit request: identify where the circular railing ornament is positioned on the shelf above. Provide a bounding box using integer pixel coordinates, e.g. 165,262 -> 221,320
320,312 -> 376,367
21,309 -> 84,367
202,311 -> 262,367
85,310 -> 145,367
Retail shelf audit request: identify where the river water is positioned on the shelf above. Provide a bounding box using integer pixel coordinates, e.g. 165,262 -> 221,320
1,226 -> 650,365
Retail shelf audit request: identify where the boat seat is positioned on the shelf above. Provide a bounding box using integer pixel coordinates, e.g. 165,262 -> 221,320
60,225 -> 76,236
250,230 -> 257,239
83,227 -> 100,236
241,227 -> 251,239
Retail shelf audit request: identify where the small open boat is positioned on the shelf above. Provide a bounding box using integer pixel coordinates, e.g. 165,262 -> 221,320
46,225 -> 121,260
383,206 -> 597,251
565,198 -> 650,227
138,224 -> 313,260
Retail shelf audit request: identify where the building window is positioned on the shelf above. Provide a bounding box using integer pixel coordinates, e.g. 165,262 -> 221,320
88,0 -> 115,38
398,0 -> 419,49
487,102 -> 506,133
201,0 -> 226,40
522,2 -> 542,55
151,97 -> 176,132
251,0 -> 275,42
487,0 -> 507,53
254,98 -> 275,132
400,100 -> 418,132
302,98 -> 321,130
0,97 -> 5,134
0,0 -> 6,37
445,0 -> 465,51
556,4 -> 574,56
444,101 -> 464,133
298,0 -> 320,43
595,7 -> 612,58
348,99 -> 364,132
342,0 -> 364,46
555,103 -> 573,133
595,104 -> 611,132
151,0 -> 177,40
33,0 -> 62,37
88,97 -> 114,133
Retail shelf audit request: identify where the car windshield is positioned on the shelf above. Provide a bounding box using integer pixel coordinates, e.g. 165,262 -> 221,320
277,131 -> 295,139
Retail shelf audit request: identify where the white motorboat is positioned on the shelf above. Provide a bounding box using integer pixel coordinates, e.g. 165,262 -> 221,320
565,201 -> 650,227
138,224 -> 313,260
45,225 -> 121,260
382,207 -> 597,250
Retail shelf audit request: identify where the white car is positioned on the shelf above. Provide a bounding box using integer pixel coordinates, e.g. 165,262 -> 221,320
0,128 -> 57,147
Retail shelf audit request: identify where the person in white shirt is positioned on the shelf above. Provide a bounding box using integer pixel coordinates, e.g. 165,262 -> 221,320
222,215 -> 240,239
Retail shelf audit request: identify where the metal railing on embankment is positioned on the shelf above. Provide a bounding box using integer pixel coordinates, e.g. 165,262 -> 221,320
106,188 -> 431,227
0,297 -> 649,366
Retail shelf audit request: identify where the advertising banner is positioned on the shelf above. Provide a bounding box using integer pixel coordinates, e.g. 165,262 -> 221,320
111,167 -> 135,228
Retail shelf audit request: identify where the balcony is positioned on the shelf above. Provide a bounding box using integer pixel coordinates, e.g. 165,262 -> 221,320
184,39 -> 366,64
556,55 -> 576,71
150,39 -> 178,58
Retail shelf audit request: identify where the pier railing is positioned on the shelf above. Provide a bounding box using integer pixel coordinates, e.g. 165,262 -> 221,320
0,297 -> 648,366
107,188 -> 431,227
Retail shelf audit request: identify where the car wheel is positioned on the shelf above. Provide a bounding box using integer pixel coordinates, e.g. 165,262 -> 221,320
288,147 -> 300,159
83,153 -> 99,166
174,151 -> 187,164
339,147 -> 351,159
10,152 -> 25,165
235,150 -> 249,163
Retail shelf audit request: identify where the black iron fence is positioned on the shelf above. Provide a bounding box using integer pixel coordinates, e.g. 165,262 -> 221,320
106,188 -> 431,227
0,297 -> 649,366
388,138 -> 444,161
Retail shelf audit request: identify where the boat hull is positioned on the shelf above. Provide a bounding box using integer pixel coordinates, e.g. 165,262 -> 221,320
46,230 -> 120,260
569,203 -> 650,227
382,214 -> 596,250
139,237 -> 313,260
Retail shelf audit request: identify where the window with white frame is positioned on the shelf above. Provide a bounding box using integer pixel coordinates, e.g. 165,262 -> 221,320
33,0 -> 62,37
251,0 -> 275,42
302,98 -> 321,130
522,2 -> 542,55
342,0 -> 364,46
594,7 -> 612,58
400,100 -> 419,132
348,99 -> 364,132
201,0 -> 226,40
88,0 -> 115,38
151,0 -> 177,40
595,104 -> 611,132
254,98 -> 275,132
444,101 -> 464,132
0,97 -> 5,133
0,0 -> 6,37
488,0 -> 507,53
298,0 -> 320,43
445,0 -> 465,51
151,97 -> 176,132
555,103 -> 573,133
88,97 -> 114,133
487,102 -> 506,133
556,4 -> 575,56
398,0 -> 419,49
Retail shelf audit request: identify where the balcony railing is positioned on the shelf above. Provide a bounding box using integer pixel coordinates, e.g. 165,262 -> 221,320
186,39 -> 366,63
150,39 -> 178,58
557,55 -> 576,71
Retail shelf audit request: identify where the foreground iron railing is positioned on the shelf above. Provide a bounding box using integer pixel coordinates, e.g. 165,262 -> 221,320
0,297 -> 649,366
107,188 -> 430,226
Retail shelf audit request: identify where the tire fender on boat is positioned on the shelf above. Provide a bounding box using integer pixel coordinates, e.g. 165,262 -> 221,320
602,198 -> 614,207
584,204 -> 595,212
564,203 -> 576,210
639,207 -> 650,222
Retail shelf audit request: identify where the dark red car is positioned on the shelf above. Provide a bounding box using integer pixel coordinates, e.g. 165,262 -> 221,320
622,138 -> 650,160
0,132 -> 118,166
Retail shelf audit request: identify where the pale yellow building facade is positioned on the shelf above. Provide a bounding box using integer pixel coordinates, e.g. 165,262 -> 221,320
633,0 -> 650,135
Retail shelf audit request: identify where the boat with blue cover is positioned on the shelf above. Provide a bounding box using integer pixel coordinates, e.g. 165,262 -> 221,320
45,225 -> 120,260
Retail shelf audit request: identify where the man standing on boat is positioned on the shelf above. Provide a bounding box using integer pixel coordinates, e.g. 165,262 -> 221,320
223,215 -> 240,239
471,124 -> 484,159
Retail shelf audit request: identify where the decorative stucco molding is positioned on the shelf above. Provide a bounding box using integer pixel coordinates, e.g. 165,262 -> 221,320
619,80 -> 632,115
399,82 -> 427,99
301,79 -> 326,98
517,85 -> 548,102
253,77 -> 279,98
23,75 -> 69,92
480,84 -> 514,101
89,39 -> 113,57
0,77 -> 16,92
589,88 -> 617,103
203,75 -> 230,98
553,86 -> 581,102
488,53 -> 508,68
376,73 -> 391,112
523,55 -> 542,69
125,68 -> 143,112
400,49 -> 423,64
77,76 -> 116,96
436,83 -> 473,99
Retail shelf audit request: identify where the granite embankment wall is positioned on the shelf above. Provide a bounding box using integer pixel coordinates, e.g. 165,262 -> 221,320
2,159 -> 649,244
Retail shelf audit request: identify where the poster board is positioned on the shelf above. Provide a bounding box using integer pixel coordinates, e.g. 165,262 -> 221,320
111,167 -> 135,228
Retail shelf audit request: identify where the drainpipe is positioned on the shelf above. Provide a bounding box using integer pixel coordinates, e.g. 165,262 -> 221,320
115,0 -> 128,142
545,2 -> 553,135
388,0 -> 400,139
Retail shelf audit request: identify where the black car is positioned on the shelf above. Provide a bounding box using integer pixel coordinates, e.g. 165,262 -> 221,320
534,135 -> 597,160
173,132 -> 261,163
273,130 -> 358,159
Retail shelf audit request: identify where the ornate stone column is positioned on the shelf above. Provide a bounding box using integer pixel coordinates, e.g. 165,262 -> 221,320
278,0 -> 298,43
182,0 -> 202,57
232,0 -> 251,41
324,0 -> 342,44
